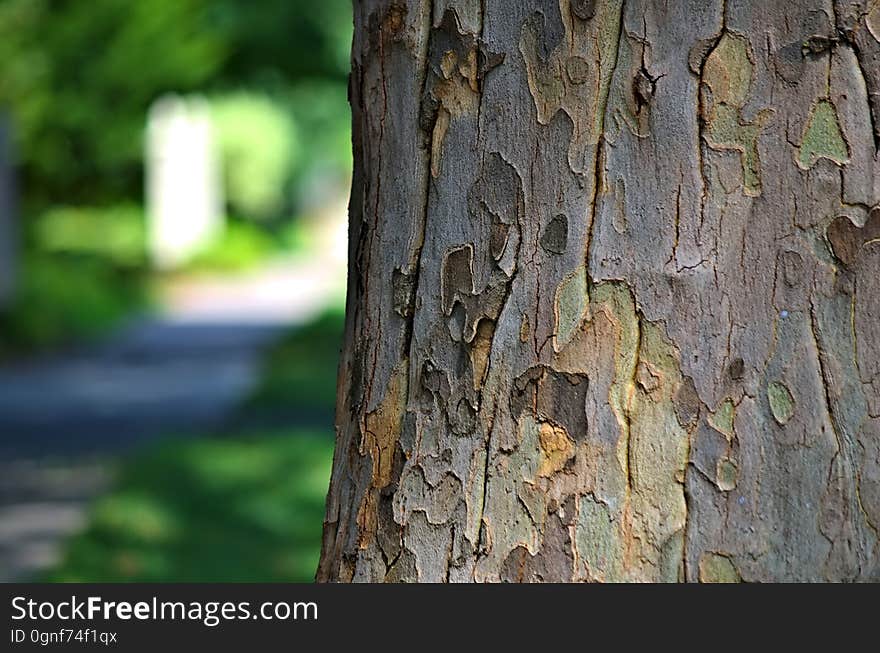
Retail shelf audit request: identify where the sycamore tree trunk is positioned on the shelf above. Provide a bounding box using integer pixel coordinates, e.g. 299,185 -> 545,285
318,0 -> 880,582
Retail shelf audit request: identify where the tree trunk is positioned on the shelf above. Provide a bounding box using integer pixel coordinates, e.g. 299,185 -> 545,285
318,0 -> 880,582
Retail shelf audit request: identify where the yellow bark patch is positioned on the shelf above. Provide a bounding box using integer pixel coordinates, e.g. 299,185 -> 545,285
519,313 -> 531,343
537,421 -> 575,477
355,489 -> 378,549
470,319 -> 494,390
363,362 -> 409,489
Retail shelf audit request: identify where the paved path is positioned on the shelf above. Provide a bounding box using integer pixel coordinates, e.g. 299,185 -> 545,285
0,254 -> 344,581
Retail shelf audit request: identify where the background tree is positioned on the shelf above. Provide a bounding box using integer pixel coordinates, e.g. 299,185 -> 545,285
319,0 -> 880,582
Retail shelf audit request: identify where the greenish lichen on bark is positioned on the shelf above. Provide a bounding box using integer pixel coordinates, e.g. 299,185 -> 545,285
797,99 -> 849,169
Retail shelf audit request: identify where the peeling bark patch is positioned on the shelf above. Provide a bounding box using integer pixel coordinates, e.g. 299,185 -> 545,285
826,209 -> 880,268
607,31 -> 654,138
797,100 -> 849,169
708,398 -> 735,439
673,377 -> 702,428
382,5 -> 407,36
537,421 -> 576,477
698,552 -> 742,583
554,267 -> 589,350
450,397 -> 478,436
576,495 -> 620,581
392,268 -> 416,317
519,0 -> 624,172
867,4 -> 880,42
422,10 -> 505,178
363,362 -> 410,489
441,237 -> 516,343
570,0 -> 597,22
632,70 -> 656,113
470,319 -> 495,390
728,357 -> 745,380
511,365 -> 590,442
700,33 -> 772,196
703,34 -> 753,106
767,381 -> 795,425
691,423 -> 731,491
384,548 -> 417,583
781,250 -> 804,287
565,56 -> 591,84
430,110 -> 452,178
396,468 -> 463,525
774,42 -> 805,84
442,245 -> 475,315
500,512 -> 574,582
520,314 -> 531,343
716,457 -> 738,491
419,360 -> 451,409
540,214 -> 569,254
468,152 -> 524,272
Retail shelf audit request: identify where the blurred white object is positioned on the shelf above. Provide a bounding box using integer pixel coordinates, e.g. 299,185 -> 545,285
146,95 -> 224,269
0,112 -> 17,308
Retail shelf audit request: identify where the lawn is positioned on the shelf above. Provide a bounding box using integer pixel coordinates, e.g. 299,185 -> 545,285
47,430 -> 334,582
246,307 -> 344,413
48,308 -> 345,582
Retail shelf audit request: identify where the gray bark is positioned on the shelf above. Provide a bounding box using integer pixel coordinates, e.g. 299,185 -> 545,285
318,0 -> 880,582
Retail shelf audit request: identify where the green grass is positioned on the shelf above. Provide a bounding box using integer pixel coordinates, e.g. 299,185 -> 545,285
246,307 -> 345,412
48,430 -> 334,582
47,308 -> 346,582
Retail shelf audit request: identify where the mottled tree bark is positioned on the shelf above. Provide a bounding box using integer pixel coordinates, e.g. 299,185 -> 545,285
318,0 -> 880,582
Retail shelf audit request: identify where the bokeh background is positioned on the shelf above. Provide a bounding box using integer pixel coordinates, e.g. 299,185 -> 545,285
0,0 -> 352,581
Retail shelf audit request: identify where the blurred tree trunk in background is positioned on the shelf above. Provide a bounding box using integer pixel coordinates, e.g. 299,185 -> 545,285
318,0 -> 880,582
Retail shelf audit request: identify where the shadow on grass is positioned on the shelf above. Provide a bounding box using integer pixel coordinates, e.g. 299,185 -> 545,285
245,307 -> 344,414
47,430 -> 334,582
47,309 -> 346,582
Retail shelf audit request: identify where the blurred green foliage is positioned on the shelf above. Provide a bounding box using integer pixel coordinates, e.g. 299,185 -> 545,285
0,253 -> 148,356
0,0 -> 352,210
30,203 -> 327,277
0,204 -> 150,354
35,204 -> 147,267
0,0 -> 353,353
212,93 -> 298,220
48,430 -> 334,582
186,218 -> 281,272
0,0 -> 225,207
283,81 -> 353,207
